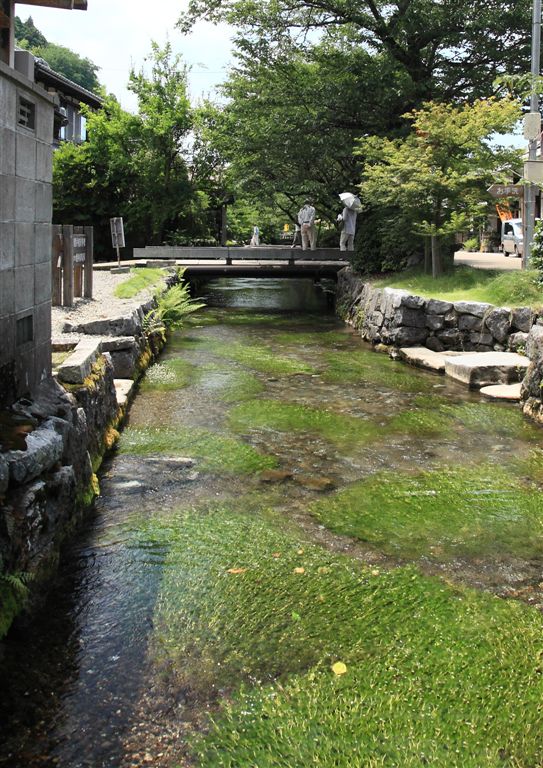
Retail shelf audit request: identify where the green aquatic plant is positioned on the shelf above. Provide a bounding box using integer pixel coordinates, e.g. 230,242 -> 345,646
228,399 -> 381,446
139,357 -> 195,392
322,348 -> 434,392
388,396 -> 541,441
209,340 -> 316,376
199,364 -> 265,402
310,464 -> 543,560
119,425 -> 276,474
138,507 -> 543,767
274,330 -> 351,347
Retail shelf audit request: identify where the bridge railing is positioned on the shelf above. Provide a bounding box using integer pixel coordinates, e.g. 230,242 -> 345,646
132,245 -> 348,264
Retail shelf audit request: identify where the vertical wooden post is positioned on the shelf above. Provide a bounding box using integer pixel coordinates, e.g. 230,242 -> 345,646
73,226 -> 83,298
62,224 -> 74,307
84,226 -> 93,299
51,225 -> 62,306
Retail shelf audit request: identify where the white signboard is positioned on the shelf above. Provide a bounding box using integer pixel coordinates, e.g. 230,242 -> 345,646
110,217 -> 125,248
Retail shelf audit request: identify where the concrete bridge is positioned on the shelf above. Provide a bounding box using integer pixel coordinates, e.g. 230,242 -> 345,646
129,245 -> 350,279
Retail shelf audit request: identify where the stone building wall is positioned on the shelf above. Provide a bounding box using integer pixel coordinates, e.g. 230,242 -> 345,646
0,58 -> 55,407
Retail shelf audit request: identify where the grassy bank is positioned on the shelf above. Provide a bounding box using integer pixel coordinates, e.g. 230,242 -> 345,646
373,266 -> 543,307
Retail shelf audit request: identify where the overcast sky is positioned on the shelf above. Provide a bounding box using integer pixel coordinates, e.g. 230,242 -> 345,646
16,0 -> 233,110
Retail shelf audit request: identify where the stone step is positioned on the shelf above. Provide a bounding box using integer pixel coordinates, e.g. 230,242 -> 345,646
114,379 -> 135,407
444,352 -> 529,388
56,338 -> 102,384
480,382 -> 522,401
398,347 -> 464,373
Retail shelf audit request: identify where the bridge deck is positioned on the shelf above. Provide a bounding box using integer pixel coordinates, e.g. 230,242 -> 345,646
97,246 -> 351,279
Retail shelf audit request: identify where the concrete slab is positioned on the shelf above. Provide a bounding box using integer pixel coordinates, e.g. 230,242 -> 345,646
444,352 -> 529,389
480,383 -> 522,401
114,378 -> 135,407
57,338 -> 101,384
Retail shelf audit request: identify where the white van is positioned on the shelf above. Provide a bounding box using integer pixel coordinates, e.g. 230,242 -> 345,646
500,218 -> 523,257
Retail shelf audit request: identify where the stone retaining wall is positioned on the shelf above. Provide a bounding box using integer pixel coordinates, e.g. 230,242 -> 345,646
336,266 -> 543,425
337,267 -> 536,353
0,300 -> 165,637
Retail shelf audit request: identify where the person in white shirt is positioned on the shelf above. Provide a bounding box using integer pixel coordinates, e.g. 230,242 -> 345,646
250,225 -> 260,246
298,200 -> 317,250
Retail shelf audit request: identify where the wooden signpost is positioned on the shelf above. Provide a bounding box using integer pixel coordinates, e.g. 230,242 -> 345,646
51,225 -> 93,307
110,217 -> 125,266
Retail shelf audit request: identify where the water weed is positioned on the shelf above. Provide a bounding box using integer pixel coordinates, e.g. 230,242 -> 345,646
139,358 -> 195,392
323,348 -> 434,392
140,508 -> 543,767
119,426 -> 276,474
209,340 -> 316,376
310,464 -> 543,560
228,399 -> 381,446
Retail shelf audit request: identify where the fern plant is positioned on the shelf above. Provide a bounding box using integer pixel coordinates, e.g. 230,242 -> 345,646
143,272 -> 205,336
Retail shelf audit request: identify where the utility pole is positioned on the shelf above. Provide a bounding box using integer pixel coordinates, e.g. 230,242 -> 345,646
524,0 -> 542,269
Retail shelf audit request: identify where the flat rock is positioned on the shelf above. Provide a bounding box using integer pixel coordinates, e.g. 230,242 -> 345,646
114,379 -> 135,407
480,383 -> 522,401
260,469 -> 293,483
444,352 -> 529,388
57,338 -> 102,384
295,474 -> 336,491
399,346 -> 447,372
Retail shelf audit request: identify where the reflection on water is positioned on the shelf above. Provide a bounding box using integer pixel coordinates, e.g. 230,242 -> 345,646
0,277 -> 541,767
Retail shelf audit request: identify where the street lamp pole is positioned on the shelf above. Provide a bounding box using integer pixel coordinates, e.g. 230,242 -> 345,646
524,0 -> 542,269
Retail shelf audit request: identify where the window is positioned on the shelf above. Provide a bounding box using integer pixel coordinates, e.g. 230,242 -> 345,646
18,96 -> 36,130
16,315 -> 33,346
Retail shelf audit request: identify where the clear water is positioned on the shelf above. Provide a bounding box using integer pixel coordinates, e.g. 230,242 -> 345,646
0,278 -> 541,767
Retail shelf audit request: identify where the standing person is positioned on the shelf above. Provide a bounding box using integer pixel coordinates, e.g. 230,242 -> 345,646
250,225 -> 260,246
337,205 -> 358,251
298,199 -> 317,251
290,223 -> 301,248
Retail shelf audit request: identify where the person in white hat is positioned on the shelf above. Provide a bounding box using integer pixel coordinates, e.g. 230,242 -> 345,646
337,203 -> 358,251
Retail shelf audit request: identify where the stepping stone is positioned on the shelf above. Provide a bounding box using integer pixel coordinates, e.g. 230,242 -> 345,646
480,383 -> 522,401
444,352 -> 529,388
114,379 -> 135,407
399,346 -> 448,372
398,347 -> 465,373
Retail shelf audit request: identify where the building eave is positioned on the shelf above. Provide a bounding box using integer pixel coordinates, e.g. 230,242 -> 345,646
15,1 -> 87,10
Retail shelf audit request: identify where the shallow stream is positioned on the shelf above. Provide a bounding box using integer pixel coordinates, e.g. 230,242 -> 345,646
2,278 -> 543,767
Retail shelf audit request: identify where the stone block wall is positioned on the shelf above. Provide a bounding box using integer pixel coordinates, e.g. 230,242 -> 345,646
337,267 -> 537,353
0,60 -> 56,407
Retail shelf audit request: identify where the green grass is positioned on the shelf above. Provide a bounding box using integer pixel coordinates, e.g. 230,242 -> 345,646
139,357 -> 196,392
113,267 -> 165,299
373,266 -> 543,307
138,507 -> 543,767
119,425 -> 276,474
228,399 -> 381,446
309,463 -> 543,560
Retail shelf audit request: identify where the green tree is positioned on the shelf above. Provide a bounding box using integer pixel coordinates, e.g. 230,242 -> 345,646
33,42 -> 100,92
179,0 -> 532,103
14,16 -> 47,48
360,97 -> 522,277
15,16 -> 100,92
53,44 -> 203,255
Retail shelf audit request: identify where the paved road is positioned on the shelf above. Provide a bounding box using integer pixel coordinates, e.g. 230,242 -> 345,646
454,249 -> 522,270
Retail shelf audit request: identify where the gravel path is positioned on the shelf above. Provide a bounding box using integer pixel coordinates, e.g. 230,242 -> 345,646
52,270 -> 165,344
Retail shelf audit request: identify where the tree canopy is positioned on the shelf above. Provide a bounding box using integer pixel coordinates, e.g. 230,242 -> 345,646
15,16 -> 100,92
